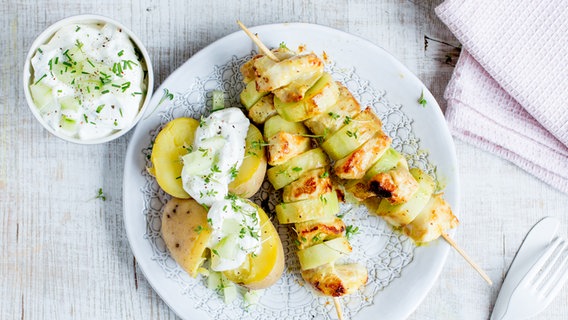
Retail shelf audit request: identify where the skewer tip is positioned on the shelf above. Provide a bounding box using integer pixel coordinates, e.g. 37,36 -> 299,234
333,297 -> 344,320
235,20 -> 280,62
442,233 -> 493,285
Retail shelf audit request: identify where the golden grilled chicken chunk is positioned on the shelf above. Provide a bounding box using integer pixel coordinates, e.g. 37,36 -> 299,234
369,164 -> 419,205
334,131 -> 392,180
343,179 -> 378,202
304,83 -> 361,137
301,263 -> 368,297
282,168 -> 332,202
240,48 -> 296,83
267,131 -> 312,166
253,53 -> 324,92
248,94 -> 278,125
294,217 -> 346,250
273,67 -> 323,103
403,194 -> 459,242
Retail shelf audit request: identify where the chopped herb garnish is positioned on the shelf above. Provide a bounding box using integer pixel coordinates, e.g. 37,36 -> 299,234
62,49 -> 72,62
328,112 -> 340,120
101,89 -> 110,94
123,59 -> 138,69
230,164 -> 239,179
345,225 -> 360,240
75,39 -> 84,51
320,171 -> 329,178
344,116 -> 352,125
119,108 -> 123,117
225,193 -> 238,201
83,114 -> 89,123
279,41 -> 287,49
86,58 -> 95,68
251,140 -> 269,150
75,26 -> 80,32
117,50 -> 124,57
312,233 -> 322,243
96,104 -> 105,113
211,248 -> 219,256
112,62 -> 123,77
319,194 -> 328,204
37,48 -> 43,54
346,129 -> 358,139
194,225 -> 206,234
95,188 -> 106,201
175,176 -> 181,180
34,74 -> 47,85
198,147 -> 208,157
292,167 -> 302,172
418,90 -> 427,107
199,115 -> 206,128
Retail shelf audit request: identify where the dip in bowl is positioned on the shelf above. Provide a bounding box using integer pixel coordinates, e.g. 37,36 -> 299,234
23,15 -> 154,144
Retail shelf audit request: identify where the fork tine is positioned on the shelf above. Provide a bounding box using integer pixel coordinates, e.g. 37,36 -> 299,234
524,237 -> 562,284
533,239 -> 567,289
540,245 -> 568,300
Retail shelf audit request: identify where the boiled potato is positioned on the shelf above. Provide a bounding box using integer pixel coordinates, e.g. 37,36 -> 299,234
161,198 -> 212,278
228,124 -> 267,198
150,117 -> 199,198
223,202 -> 285,289
151,117 -> 267,199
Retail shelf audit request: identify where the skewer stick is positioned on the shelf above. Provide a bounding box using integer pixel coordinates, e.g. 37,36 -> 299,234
236,20 -> 280,62
441,233 -> 493,285
237,19 -> 344,319
333,297 -> 344,320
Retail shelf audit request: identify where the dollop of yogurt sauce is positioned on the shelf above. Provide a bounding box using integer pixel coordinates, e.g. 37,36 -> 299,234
29,23 -> 147,140
180,108 -> 261,271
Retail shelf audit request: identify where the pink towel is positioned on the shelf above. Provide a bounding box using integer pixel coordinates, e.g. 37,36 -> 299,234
436,0 -> 568,194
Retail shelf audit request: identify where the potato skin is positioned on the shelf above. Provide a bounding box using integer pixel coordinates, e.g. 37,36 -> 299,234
161,198 -> 212,278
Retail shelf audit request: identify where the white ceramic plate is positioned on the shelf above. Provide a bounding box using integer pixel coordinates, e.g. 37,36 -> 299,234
124,23 -> 459,320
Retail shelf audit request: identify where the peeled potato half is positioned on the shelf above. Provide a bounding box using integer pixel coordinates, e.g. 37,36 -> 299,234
150,117 -> 198,199
150,117 -> 267,199
222,201 -> 284,289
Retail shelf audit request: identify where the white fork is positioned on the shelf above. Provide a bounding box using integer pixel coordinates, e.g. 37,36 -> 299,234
499,236 -> 568,320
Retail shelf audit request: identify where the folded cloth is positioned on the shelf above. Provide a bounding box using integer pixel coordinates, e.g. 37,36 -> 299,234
435,0 -> 568,194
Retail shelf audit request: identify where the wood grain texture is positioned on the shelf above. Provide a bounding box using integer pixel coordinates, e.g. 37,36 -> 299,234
1,0 -> 567,319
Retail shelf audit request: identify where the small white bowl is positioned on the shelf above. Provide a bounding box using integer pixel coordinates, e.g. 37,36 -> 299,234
23,14 -> 154,144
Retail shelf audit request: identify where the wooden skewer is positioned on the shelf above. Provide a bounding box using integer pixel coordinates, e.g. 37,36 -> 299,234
236,20 -> 280,62
333,297 -> 344,320
235,19 -> 490,318
442,233 -> 493,285
237,19 -> 343,319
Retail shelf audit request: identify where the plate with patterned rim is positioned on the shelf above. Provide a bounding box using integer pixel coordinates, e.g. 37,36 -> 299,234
123,23 -> 459,320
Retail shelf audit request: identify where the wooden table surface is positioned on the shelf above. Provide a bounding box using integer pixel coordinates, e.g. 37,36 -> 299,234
2,0 -> 567,319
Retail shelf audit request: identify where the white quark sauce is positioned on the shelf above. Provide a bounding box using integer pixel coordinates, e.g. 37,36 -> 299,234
29,23 -> 147,140
181,108 -> 250,206
207,198 -> 262,271
180,108 -> 261,271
